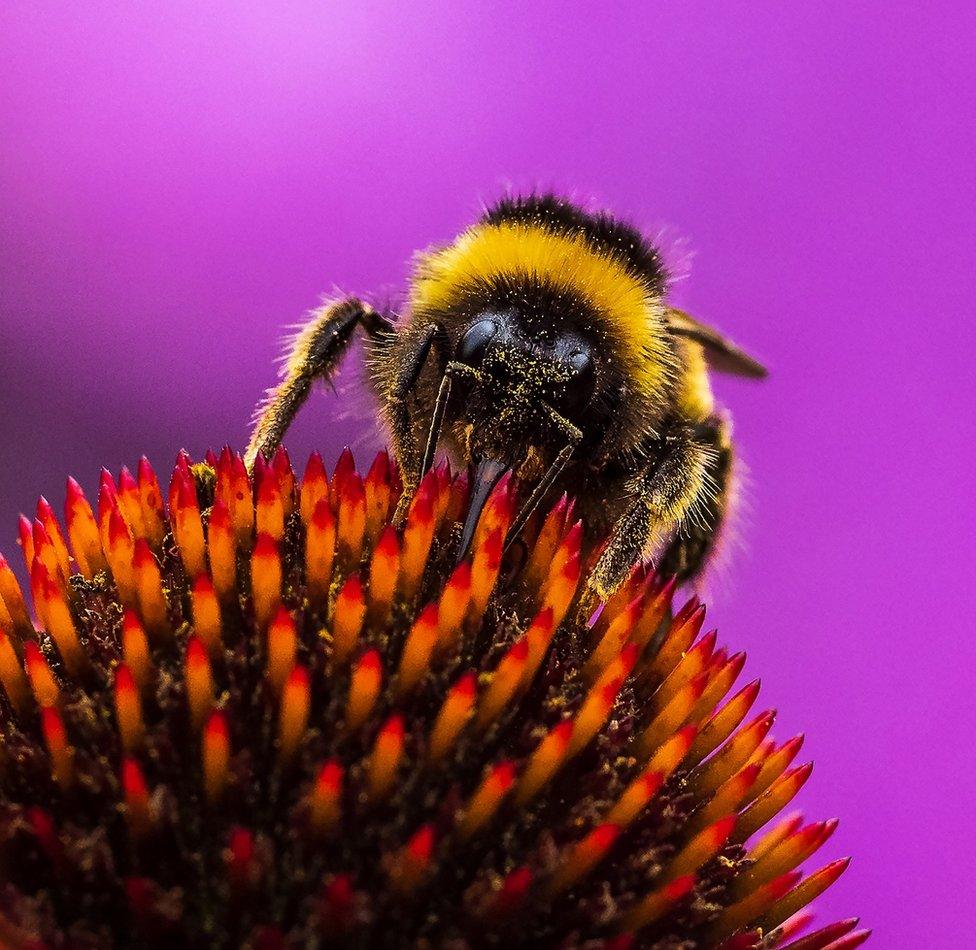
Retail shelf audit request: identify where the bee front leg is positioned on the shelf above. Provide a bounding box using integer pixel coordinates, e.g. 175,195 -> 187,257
381,324 -> 450,524
587,429 -> 715,600
245,297 -> 392,470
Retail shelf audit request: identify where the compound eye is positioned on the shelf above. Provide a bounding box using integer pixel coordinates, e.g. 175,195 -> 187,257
554,346 -> 596,415
456,318 -> 498,368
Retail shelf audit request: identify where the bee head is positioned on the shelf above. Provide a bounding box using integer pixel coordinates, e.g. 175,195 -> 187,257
409,197 -> 678,480
448,308 -> 598,470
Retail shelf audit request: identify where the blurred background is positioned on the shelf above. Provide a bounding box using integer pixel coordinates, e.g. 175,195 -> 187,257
2,2 -> 973,944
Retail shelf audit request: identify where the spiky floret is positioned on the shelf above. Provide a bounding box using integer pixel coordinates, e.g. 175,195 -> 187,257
0,448 -> 865,949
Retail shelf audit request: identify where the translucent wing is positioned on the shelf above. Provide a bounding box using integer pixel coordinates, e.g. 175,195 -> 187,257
666,308 -> 768,379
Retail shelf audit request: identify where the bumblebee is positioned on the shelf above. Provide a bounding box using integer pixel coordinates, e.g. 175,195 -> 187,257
246,195 -> 765,597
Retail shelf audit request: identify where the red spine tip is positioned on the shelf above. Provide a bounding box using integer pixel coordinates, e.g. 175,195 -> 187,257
553,720 -> 574,745
186,635 -> 207,666
24,640 -> 44,668
109,509 -> 131,545
590,823 -> 622,850
332,448 -> 356,494
819,817 -> 840,842
252,453 -> 271,484
322,874 -> 355,925
27,806 -> 62,864
563,519 -> 584,551
227,827 -> 256,887
258,475 -> 280,503
304,451 -> 328,479
665,874 -> 696,900
229,826 -> 254,857
317,759 -> 343,792
100,469 -> 118,496
382,714 -> 405,740
366,450 -> 391,483
619,641 -> 640,672
115,663 -> 137,695
794,761 -> 815,783
31,518 -> 51,549
344,472 -> 366,504
738,762 -> 762,787
287,664 -> 310,691
482,527 -> 504,566
133,537 -> 155,566
406,824 -> 435,861
710,815 -> 738,845
453,671 -> 478,698
560,552 -> 582,583
206,709 -> 229,740
409,488 -> 435,526
780,734 -> 806,757
492,761 -> 517,790
177,477 -> 199,512
677,724 -> 698,746
270,603 -> 292,627
121,756 -> 148,796
312,498 -> 335,529
687,672 -> 709,701
339,573 -> 364,604
41,704 -> 65,738
253,533 -> 278,559
210,498 -> 231,527
41,570 -> 61,602
495,867 -> 532,912
359,648 -> 382,673
375,524 -> 399,556
639,770 -> 664,796
448,561 -> 472,591
119,466 -> 138,493
697,629 -> 718,655
17,516 -> 35,551
827,856 -> 852,877
725,651 -> 747,675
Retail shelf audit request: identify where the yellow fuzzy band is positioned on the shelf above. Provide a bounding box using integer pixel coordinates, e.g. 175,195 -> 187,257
409,221 -> 672,396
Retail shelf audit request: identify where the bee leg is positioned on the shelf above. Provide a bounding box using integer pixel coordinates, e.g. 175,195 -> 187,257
586,428 -> 715,599
384,324 -> 444,490
383,324 -> 453,524
658,415 -> 734,583
245,297 -> 392,470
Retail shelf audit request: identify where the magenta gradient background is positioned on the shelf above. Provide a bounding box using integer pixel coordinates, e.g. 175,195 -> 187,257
2,3 -> 973,943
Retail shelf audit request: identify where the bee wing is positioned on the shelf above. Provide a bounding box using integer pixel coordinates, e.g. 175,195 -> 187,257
665,308 -> 768,379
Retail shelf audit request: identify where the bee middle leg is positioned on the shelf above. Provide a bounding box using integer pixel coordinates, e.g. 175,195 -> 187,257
658,415 -> 734,583
586,428 -> 715,599
383,323 -> 449,502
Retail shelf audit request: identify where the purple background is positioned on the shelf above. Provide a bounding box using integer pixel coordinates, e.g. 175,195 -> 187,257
2,3 -> 973,944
